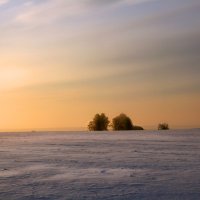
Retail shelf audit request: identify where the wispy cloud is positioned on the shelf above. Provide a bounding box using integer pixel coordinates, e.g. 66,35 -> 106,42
0,0 -> 9,6
10,0 -> 89,29
85,0 -> 156,7
12,0 -> 157,26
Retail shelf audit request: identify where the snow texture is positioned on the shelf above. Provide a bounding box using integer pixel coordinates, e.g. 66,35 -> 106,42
0,130 -> 200,200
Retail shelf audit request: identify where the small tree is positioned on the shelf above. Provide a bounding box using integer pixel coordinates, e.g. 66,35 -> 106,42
112,113 -> 134,130
88,113 -> 110,131
158,123 -> 169,130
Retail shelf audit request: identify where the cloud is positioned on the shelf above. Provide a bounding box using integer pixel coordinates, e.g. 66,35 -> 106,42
1,0 -> 200,95
12,0 -> 88,27
12,0 -> 157,27
85,0 -> 156,7
0,0 -> 8,6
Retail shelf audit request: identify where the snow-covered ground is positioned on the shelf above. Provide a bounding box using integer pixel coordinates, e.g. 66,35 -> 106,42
0,130 -> 200,200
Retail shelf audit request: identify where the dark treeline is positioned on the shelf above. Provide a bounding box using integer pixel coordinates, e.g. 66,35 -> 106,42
88,113 -> 169,131
88,113 -> 144,131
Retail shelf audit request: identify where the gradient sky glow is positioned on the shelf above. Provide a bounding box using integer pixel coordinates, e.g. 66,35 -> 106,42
0,0 -> 200,130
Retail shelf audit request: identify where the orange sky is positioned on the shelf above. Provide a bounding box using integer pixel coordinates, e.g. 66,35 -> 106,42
0,0 -> 200,131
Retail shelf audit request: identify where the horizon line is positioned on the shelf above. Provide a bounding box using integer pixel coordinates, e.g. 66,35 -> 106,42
0,126 -> 199,132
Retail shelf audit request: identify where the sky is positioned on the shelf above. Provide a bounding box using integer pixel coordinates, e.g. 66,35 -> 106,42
0,0 -> 200,131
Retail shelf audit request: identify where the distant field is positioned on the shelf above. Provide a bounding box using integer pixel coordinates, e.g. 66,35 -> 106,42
0,130 -> 200,200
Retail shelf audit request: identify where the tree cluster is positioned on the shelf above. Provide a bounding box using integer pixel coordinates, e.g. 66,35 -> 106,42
88,113 -> 144,131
